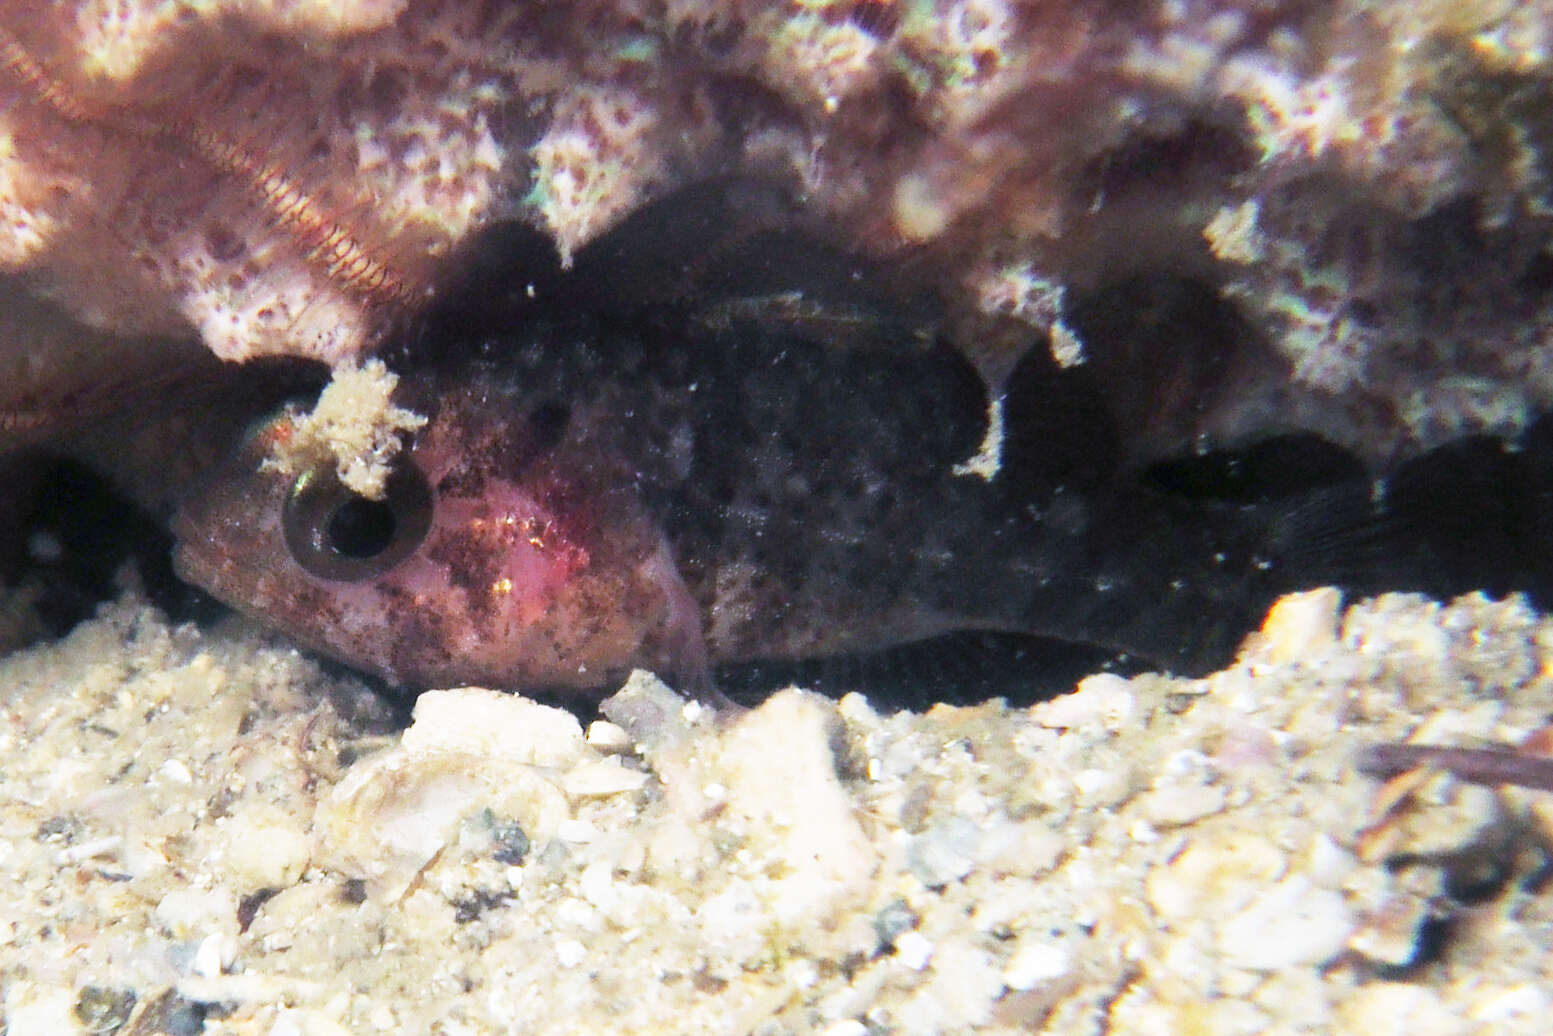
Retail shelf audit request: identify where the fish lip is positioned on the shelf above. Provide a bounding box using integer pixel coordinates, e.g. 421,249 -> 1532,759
168,505 -> 197,546
168,496 -> 252,601
167,536 -> 203,585
167,531 -> 226,604
168,501 -> 216,569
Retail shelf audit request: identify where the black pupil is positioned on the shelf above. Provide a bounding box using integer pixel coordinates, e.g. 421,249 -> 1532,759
325,496 -> 397,559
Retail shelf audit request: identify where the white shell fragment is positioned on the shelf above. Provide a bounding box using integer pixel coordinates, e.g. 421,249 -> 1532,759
399,686 -> 585,765
313,689 -> 582,899
1218,875 -> 1356,970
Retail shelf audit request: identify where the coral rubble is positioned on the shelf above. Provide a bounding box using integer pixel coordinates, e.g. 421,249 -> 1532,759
0,0 -> 1550,461
3,590 -> 1553,1033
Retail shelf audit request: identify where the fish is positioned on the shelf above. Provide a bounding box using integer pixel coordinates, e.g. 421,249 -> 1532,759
165,182 -> 1553,700
167,256 -> 1437,699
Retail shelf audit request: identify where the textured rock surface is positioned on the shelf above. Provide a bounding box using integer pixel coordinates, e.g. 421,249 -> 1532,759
1,0 -> 1551,462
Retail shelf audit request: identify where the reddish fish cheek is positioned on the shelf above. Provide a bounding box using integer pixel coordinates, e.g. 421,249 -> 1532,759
472,515 -> 589,624
419,482 -> 592,624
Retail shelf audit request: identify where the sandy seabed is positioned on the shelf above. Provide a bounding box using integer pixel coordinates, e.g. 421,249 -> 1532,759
1,586 -> 1551,1035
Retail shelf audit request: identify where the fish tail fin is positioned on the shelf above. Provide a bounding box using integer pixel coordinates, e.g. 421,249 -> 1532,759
989,343 -> 1413,675
1373,417 -> 1553,608
992,474 -> 1424,679
1133,415 -> 1553,674
1118,481 -> 1409,676
1110,446 -> 1553,676
1257,478 -> 1423,595
989,343 -> 1552,678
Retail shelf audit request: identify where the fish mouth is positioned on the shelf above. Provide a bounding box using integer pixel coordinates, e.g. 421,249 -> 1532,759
169,490 -> 231,575
168,505 -> 213,585
169,532 -> 215,594
167,462 -> 291,612
169,516 -> 250,616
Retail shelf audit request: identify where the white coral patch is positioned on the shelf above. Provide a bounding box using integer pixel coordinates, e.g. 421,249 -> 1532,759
528,86 -> 662,265
75,0 -> 410,81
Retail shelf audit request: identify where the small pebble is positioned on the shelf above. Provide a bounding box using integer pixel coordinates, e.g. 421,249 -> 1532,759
1071,767 -> 1131,808
158,758 -> 194,785
1135,782 -> 1227,827
907,818 -> 978,887
554,939 -> 587,968
895,931 -> 934,970
820,1022 -> 869,1036
1470,983 -> 1548,1022
585,720 -> 634,752
873,900 -> 919,948
1219,876 -> 1355,970
1003,941 -> 1072,991
1258,587 -> 1341,662
1032,673 -> 1134,731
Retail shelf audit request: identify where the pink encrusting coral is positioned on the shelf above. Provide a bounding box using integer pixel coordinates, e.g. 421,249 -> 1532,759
0,2 -> 515,368
0,0 -> 1551,462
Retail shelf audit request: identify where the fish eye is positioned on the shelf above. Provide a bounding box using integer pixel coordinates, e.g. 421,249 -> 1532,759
283,460 -> 433,581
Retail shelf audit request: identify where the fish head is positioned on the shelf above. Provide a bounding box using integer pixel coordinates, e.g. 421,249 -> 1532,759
171,383 -> 704,694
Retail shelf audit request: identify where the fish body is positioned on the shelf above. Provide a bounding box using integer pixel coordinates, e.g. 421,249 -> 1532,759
172,292 -> 1385,695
